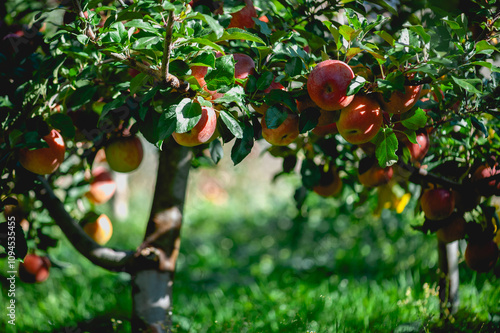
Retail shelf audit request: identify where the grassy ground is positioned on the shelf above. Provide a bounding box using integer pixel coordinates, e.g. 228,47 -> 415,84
1,143 -> 499,332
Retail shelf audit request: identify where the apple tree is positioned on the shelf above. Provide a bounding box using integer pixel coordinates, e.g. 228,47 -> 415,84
1,0 -> 500,331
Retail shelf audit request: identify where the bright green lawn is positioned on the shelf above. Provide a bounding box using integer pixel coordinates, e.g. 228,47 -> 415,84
1,149 -> 499,332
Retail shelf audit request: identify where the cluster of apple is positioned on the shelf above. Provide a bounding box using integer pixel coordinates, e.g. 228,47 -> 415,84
420,164 -> 500,272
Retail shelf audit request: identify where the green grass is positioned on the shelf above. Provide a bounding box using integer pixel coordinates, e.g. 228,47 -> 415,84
1,150 -> 499,332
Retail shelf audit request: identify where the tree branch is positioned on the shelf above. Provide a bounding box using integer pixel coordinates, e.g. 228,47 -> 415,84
161,10 -> 174,83
36,176 -> 134,272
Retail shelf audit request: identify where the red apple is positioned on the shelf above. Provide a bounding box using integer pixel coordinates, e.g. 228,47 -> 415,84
228,0 -> 257,29
436,214 -> 466,244
191,65 -> 224,100
18,254 -> 51,283
406,131 -> 430,163
85,166 -> 117,204
19,129 -> 65,175
337,95 -> 383,145
420,188 -> 455,220
313,165 -> 343,197
465,240 -> 499,272
311,109 -> 339,137
234,53 -> 256,85
379,78 -> 422,114
83,214 -> 113,245
307,60 -> 355,111
105,135 -> 144,173
472,164 -> 500,197
173,105 -> 217,147
261,111 -> 299,146
358,157 -> 393,187
253,79 -> 286,114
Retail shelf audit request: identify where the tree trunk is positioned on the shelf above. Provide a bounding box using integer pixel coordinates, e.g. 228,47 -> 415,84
131,138 -> 192,332
437,239 -> 459,317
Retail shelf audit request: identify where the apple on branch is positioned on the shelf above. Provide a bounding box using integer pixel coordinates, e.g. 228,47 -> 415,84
83,214 -> 113,246
420,188 -> 455,220
18,254 -> 51,283
227,0 -> 257,29
307,60 -> 355,111
261,109 -> 299,146
173,105 -> 218,147
358,157 -> 393,187
313,165 -> 343,197
85,166 -> 117,205
19,129 -> 65,175
105,135 -> 144,173
337,95 -> 383,145
378,74 -> 422,114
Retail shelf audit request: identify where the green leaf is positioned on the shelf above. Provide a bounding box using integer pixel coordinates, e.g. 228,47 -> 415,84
205,55 -> 235,91
215,28 -> 265,45
101,97 -> 127,120
124,19 -> 157,33
373,127 -> 398,167
132,36 -> 162,49
451,77 -> 482,95
471,116 -> 488,136
158,108 -> 177,140
47,114 -> 76,139
220,111 -> 243,139
191,52 -> 216,67
256,72 -> 274,91
199,13 -> 224,39
182,38 -> 225,53
174,99 -> 202,133
469,61 -> 500,73
339,25 -> 359,42
365,0 -> 398,16
400,108 -> 427,130
347,76 -> 366,96
285,57 -> 305,77
475,40 -> 499,54
130,73 -> 150,94
374,30 -> 394,46
209,139 -> 223,164
265,105 -> 288,129
299,107 -> 321,134
408,25 -> 430,44
231,122 -> 254,165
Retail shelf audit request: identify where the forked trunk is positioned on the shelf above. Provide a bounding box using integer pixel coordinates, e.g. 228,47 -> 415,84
131,138 -> 192,332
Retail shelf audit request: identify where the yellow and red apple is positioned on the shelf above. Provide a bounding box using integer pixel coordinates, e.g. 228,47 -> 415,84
173,105 -> 218,147
19,129 -> 65,175
105,135 -> 144,173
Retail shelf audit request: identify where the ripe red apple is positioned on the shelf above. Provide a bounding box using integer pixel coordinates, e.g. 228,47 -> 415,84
406,131 -> 430,163
311,109 -> 339,137
307,60 -> 355,111
228,0 -> 257,29
83,214 -> 113,245
234,53 -> 256,85
436,214 -> 466,243
420,188 -> 455,220
465,240 -> 499,272
379,78 -> 422,114
337,95 -> 383,145
85,166 -> 117,205
358,158 -> 393,187
105,135 -> 144,173
173,105 -> 217,147
261,111 -> 299,146
18,254 -> 51,283
313,166 -> 343,197
191,65 -> 224,100
472,164 -> 500,197
19,129 -> 65,175
253,79 -> 286,114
